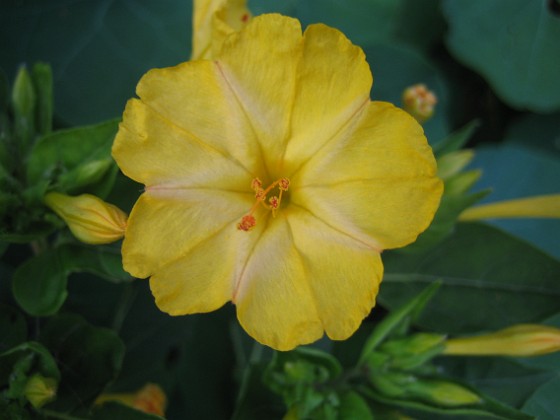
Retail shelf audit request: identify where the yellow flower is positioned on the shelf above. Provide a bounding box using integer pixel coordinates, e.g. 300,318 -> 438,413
191,0 -> 252,60
112,14 -> 443,350
44,192 -> 127,245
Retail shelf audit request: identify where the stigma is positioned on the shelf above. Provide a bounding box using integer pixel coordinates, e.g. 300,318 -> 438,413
237,177 -> 290,231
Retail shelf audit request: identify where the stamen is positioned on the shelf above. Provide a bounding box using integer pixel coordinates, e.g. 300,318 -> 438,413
237,177 -> 290,231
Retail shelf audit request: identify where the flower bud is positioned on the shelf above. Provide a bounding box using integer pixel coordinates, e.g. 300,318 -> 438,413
443,324 -> 560,357
379,333 -> 446,370
44,192 -> 127,244
12,65 -> 36,122
96,383 -> 167,416
371,372 -> 481,407
24,374 -> 57,409
404,378 -> 481,407
402,83 -> 437,124
459,195 -> 560,221
11,65 -> 36,149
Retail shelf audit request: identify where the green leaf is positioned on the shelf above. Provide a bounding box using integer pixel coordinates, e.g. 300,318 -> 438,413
0,1 -> 191,125
358,283 -> 441,366
39,314 -> 125,412
362,42 -> 451,144
0,341 -> 60,390
30,62 -> 53,136
522,376 -> 560,419
380,223 -> 560,335
437,357 -> 555,410
443,0 -> 560,112
338,391 -> 373,420
13,243 -> 128,317
433,120 -> 480,157
12,248 -> 68,317
252,0 -> 445,52
26,118 -> 119,197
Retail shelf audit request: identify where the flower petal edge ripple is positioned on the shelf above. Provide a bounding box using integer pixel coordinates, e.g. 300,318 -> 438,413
112,14 -> 443,351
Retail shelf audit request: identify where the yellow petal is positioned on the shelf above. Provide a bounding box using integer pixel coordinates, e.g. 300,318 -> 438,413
122,189 -> 251,279
149,225 -> 236,315
234,208 -> 382,350
284,23 -> 372,174
293,102 -> 443,250
113,98 -> 250,189
459,194 -> 560,221
130,60 -> 264,176
216,14 -> 303,174
287,207 -> 382,341
234,215 -> 324,351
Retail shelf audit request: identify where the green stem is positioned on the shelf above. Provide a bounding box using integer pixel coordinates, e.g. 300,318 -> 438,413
231,341 -> 264,420
41,409 -> 88,420
111,281 -> 137,333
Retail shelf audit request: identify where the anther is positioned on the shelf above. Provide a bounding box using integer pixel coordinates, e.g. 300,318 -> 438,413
237,215 -> 256,231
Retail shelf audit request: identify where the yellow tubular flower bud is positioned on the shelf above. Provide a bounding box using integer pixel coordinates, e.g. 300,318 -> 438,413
95,383 -> 167,416
443,324 -> 560,357
24,374 -> 57,409
44,192 -> 127,245
402,83 -> 437,124
459,194 -> 560,221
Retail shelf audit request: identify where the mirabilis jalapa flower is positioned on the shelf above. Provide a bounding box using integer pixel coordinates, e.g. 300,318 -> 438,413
112,14 -> 443,350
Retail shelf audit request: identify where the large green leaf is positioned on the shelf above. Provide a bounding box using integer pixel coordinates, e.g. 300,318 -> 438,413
26,119 -> 119,198
0,0 -> 191,125
12,243 -> 129,317
443,0 -> 560,112
39,314 -> 125,412
437,357 -> 555,410
251,0 -> 445,51
379,222 -> 560,335
522,376 -> 560,419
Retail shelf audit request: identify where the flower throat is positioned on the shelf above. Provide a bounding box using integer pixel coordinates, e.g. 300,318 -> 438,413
237,177 -> 290,231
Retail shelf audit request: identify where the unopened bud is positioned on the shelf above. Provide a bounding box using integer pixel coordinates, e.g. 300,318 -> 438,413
24,374 -> 57,409
371,372 -> 481,407
443,324 -> 560,357
132,383 -> 167,416
12,65 -> 36,149
379,333 -> 446,370
96,383 -> 167,416
44,192 -> 127,244
12,65 -> 36,120
405,378 -> 481,407
402,84 -> 437,124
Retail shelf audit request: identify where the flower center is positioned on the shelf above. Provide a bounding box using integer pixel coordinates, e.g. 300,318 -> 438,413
237,177 -> 290,232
